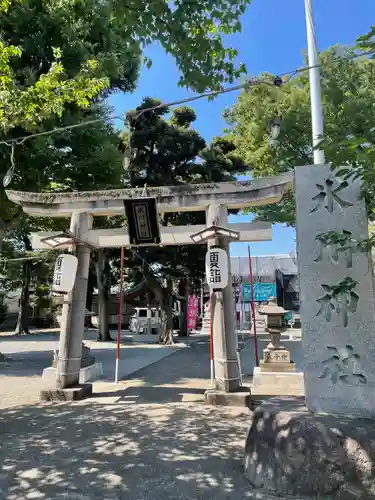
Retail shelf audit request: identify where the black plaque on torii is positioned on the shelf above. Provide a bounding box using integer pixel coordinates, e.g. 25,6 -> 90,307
123,198 -> 161,246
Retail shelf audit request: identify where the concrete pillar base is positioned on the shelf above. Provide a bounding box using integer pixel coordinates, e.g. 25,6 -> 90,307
259,360 -> 297,372
40,383 -> 92,402
205,386 -> 251,408
252,367 -> 304,396
42,363 -> 103,386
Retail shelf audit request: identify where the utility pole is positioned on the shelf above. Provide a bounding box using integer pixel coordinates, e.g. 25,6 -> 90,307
304,0 -> 325,164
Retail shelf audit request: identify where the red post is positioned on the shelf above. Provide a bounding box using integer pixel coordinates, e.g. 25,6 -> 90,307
115,246 -> 125,383
209,294 -> 215,386
248,245 -> 259,367
186,278 -> 190,337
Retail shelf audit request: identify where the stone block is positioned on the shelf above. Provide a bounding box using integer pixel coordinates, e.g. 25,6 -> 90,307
295,165 -> 375,417
252,368 -> 304,395
205,386 -> 251,408
79,362 -> 103,384
42,366 -> 58,387
244,397 -> 375,499
259,361 -> 296,372
40,383 -> 92,402
263,348 -> 290,363
80,356 -> 96,368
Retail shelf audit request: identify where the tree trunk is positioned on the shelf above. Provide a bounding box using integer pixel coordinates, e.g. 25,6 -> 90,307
85,263 -> 96,328
14,235 -> 32,335
95,250 -> 113,341
159,295 -> 174,345
140,264 -> 175,345
97,287 -> 111,341
179,297 -> 188,336
0,227 -> 6,253
0,211 -> 21,253
14,260 -> 32,335
178,279 -> 188,337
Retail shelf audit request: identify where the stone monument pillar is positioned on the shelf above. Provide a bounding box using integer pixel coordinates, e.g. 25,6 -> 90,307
244,165 -> 375,499
295,164 -> 375,417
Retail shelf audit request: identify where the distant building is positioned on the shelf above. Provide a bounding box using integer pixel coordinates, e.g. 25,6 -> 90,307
230,254 -> 299,311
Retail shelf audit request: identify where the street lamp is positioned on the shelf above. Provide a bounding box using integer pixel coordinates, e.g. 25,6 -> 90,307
3,165 -> 15,188
270,117 -> 281,140
3,144 -> 16,188
40,232 -> 96,249
190,225 -> 240,244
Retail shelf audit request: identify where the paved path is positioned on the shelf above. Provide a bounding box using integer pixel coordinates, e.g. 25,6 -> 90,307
0,332 -> 307,499
0,330 -> 186,408
0,336 -> 309,500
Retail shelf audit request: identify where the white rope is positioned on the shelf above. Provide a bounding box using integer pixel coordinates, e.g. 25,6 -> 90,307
56,370 -> 81,376
214,358 -> 239,364
55,355 -> 82,378
214,375 -> 242,382
56,357 -> 82,361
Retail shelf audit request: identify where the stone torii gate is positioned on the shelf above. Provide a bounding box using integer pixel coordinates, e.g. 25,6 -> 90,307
10,164 -> 375,496
6,173 -> 293,402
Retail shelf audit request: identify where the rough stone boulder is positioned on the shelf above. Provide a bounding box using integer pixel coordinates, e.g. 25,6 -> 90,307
244,397 -> 375,499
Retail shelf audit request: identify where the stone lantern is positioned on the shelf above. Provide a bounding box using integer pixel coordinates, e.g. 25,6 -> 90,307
252,298 -> 302,394
259,298 -> 290,363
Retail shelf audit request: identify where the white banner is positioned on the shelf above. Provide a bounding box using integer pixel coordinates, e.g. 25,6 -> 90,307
52,254 -> 78,293
205,248 -> 229,290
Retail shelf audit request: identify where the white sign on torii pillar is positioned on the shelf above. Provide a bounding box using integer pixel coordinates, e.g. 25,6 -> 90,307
6,173 -> 293,399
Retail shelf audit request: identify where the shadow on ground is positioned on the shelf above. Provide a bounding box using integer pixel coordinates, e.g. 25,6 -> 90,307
0,348 -> 113,378
95,385 -> 206,405
0,399 -> 255,500
0,337 -> 311,499
0,339 -> 255,499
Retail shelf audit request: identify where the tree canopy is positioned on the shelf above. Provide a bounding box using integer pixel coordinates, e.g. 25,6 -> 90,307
1,0 -> 251,94
0,0 -> 252,337
122,97 -> 247,343
225,46 -> 375,225
0,44 -> 108,133
0,105 -> 125,334
1,0 -> 252,231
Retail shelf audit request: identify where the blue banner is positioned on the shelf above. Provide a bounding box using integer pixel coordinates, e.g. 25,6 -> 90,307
242,283 -> 276,302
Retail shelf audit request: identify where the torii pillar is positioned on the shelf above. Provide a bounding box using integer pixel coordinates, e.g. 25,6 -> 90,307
41,212 -> 93,401
56,213 -> 92,389
205,205 -> 251,407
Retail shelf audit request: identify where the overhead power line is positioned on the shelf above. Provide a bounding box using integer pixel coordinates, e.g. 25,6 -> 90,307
0,49 -> 373,149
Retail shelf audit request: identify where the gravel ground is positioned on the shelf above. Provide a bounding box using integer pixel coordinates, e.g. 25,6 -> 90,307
0,340 -> 253,500
0,333 -> 306,499
0,330 -> 182,409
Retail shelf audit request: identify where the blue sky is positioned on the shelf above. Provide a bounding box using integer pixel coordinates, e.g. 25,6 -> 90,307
109,0 -> 375,257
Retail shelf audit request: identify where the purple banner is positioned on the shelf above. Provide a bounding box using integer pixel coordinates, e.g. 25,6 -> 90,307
187,294 -> 199,330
